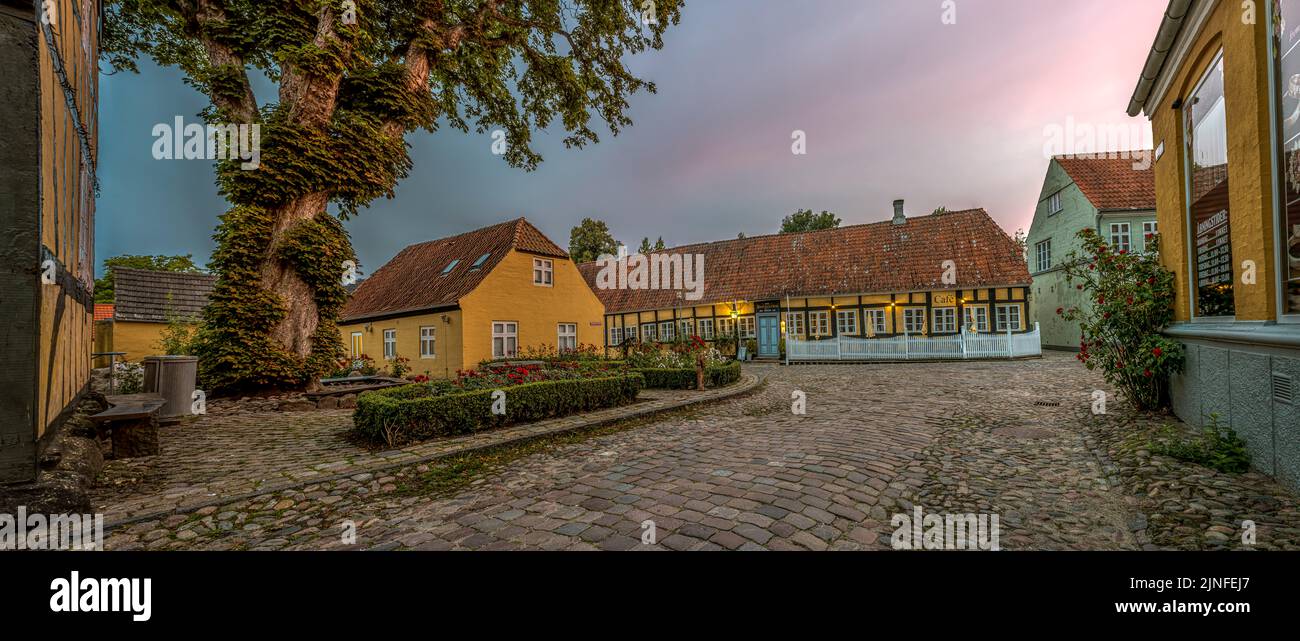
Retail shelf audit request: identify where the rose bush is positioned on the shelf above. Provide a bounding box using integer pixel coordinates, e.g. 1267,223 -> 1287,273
1060,229 -> 1184,411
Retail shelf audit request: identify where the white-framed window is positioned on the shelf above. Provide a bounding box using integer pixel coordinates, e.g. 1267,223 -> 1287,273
698,318 -> 714,340
533,258 -> 553,286
738,316 -> 756,338
658,321 -> 675,341
609,326 -> 623,346
641,323 -> 657,341
808,311 -> 829,336
1035,239 -> 1052,272
864,309 -> 887,335
715,318 -> 734,337
625,325 -> 638,343
557,323 -> 577,352
932,308 -> 957,333
1048,192 -> 1063,214
383,329 -> 397,359
419,326 -> 436,358
1141,220 -> 1158,251
903,308 -> 926,333
492,322 -> 518,358
678,319 -> 694,338
964,306 -> 989,332
836,309 -> 858,335
1109,223 -> 1131,253
996,304 -> 1022,331
350,332 -> 363,358
785,312 -> 805,338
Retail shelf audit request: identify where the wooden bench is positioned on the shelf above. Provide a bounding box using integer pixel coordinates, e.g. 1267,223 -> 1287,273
90,393 -> 166,458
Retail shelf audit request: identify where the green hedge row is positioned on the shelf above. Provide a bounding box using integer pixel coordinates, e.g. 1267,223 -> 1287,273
632,361 -> 742,390
352,373 -> 645,446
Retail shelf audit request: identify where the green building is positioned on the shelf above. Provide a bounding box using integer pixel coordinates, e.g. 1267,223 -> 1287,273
1026,155 -> 1156,350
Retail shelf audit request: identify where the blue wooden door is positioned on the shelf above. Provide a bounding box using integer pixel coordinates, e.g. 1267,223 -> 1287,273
758,315 -> 780,356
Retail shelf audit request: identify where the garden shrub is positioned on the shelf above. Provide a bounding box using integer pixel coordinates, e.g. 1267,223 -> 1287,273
352,373 -> 645,447
1060,229 -> 1184,411
634,361 -> 741,389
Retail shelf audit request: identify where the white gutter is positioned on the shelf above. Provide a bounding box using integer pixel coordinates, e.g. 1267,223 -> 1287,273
1127,0 -> 1195,117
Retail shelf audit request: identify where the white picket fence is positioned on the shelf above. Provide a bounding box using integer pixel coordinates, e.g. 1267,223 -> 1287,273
786,323 -> 1041,362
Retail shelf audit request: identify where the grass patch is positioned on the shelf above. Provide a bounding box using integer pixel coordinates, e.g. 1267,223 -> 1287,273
1148,413 -> 1250,474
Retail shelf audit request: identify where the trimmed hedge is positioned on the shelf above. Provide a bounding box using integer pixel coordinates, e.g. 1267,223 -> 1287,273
633,361 -> 742,390
352,373 -> 644,446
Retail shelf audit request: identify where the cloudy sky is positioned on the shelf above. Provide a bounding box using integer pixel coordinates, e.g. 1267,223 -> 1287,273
95,0 -> 1168,275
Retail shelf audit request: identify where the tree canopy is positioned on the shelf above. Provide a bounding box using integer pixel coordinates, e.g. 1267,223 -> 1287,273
102,0 -> 682,393
568,217 -> 618,263
780,209 -> 840,234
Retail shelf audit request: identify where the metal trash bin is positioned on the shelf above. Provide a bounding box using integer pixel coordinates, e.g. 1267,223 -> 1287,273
142,355 -> 198,422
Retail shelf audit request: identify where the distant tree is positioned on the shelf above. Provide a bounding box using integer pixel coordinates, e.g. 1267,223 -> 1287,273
932,206 -> 948,216
636,236 -> 666,254
737,232 -> 747,239
780,209 -> 841,234
654,236 -> 666,250
568,218 -> 618,264
95,254 -> 203,303
1012,228 -> 1028,259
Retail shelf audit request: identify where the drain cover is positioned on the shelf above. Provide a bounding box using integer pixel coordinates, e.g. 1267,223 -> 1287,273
1033,401 -> 1061,407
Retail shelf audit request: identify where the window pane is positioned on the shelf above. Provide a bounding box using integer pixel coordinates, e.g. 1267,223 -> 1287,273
1276,1 -> 1300,313
1186,55 -> 1235,316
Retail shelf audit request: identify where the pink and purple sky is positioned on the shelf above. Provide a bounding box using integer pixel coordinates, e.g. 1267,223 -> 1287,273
96,0 -> 1170,274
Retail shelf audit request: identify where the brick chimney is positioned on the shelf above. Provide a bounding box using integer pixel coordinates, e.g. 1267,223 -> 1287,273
892,199 -> 906,225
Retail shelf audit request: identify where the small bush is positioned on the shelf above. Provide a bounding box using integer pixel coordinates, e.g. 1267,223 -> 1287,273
634,361 -> 742,389
114,362 -> 144,394
1150,414 -> 1250,474
352,373 -> 644,447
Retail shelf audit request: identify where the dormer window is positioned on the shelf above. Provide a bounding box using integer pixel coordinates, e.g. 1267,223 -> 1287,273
470,252 -> 491,270
533,258 -> 553,286
441,259 -> 461,275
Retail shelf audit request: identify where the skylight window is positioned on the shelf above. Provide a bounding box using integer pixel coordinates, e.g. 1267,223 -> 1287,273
470,252 -> 491,270
441,259 -> 461,275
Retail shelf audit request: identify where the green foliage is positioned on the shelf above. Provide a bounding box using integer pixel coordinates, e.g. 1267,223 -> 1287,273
95,254 -> 203,303
568,217 -> 619,264
637,237 -> 666,254
156,312 -> 198,356
633,362 -> 741,389
780,209 -> 840,234
351,373 -> 645,447
1061,229 -> 1183,411
1150,414 -> 1251,474
104,0 -> 683,393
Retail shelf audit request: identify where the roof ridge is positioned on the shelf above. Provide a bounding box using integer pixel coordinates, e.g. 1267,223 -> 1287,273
580,208 -> 993,266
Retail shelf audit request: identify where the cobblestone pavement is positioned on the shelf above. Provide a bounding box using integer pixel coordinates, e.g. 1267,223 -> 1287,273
101,354 -> 1300,551
90,379 -> 759,526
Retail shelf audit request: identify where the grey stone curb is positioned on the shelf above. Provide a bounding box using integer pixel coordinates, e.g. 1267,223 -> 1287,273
102,373 -> 764,531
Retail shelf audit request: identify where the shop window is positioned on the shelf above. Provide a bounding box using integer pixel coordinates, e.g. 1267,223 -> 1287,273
1185,52 -> 1235,317
964,306 -> 989,332
785,312 -> 804,338
932,308 -> 957,333
836,310 -> 858,335
903,308 -> 926,333
1275,1 -> 1300,315
808,311 -> 829,336
996,304 -> 1022,331
698,318 -> 714,340
738,316 -> 756,338
864,309 -> 887,335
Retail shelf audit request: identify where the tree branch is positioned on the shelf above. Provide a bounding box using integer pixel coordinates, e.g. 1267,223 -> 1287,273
190,0 -> 258,123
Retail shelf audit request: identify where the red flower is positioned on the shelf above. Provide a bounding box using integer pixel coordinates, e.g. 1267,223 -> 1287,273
1152,347 -> 1162,357
1103,312 -> 1112,319
1144,369 -> 1153,377
1126,296 -> 1134,304
1077,285 -> 1084,290
1056,307 -> 1064,315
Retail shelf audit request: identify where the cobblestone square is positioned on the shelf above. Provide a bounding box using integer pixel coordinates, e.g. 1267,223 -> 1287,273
98,354 -> 1300,551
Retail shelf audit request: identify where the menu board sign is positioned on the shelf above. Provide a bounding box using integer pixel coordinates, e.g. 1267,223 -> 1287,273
1195,209 -> 1232,289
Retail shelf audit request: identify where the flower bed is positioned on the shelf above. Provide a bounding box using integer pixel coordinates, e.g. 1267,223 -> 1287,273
352,372 -> 644,447
633,361 -> 742,390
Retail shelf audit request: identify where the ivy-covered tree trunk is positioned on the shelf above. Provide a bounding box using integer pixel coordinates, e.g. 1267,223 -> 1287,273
104,0 -> 681,395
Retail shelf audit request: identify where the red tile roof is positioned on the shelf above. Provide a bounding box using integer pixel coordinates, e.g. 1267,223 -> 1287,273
94,304 -> 114,321
1054,154 -> 1156,211
579,208 -> 1030,314
341,218 -> 568,322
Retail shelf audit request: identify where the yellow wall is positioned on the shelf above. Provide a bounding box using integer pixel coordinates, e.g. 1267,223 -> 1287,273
112,321 -> 166,362
36,0 -> 98,438
460,249 -> 606,366
1147,2 -> 1278,321
602,287 -> 1029,345
338,310 -> 465,379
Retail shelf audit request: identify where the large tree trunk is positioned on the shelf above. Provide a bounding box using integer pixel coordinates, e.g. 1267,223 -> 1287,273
260,191 -> 332,359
